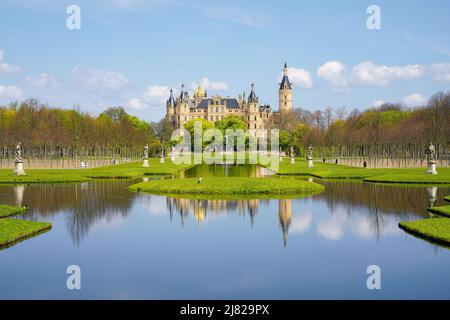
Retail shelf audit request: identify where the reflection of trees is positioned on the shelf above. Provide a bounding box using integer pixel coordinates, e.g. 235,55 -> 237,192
319,181 -> 450,217
0,180 -> 138,244
317,182 -> 450,240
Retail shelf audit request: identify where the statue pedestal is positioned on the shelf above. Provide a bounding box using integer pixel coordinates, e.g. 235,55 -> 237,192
427,187 -> 438,208
290,158 -> 295,164
307,158 -> 314,168
143,159 -> 149,167
279,157 -> 283,162
160,157 -> 165,164
427,161 -> 437,175
14,161 -> 26,176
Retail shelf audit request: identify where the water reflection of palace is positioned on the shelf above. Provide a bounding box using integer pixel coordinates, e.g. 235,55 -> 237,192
166,197 -> 293,246
166,197 -> 266,225
1,180 -> 448,247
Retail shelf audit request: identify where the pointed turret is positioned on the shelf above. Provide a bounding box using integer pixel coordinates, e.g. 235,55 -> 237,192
279,63 -> 293,112
166,88 -> 175,107
248,83 -> 258,103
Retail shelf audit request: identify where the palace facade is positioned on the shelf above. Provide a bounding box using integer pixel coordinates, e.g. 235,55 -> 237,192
166,63 -> 293,130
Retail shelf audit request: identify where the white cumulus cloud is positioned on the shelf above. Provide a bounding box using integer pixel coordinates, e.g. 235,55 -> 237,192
0,49 -> 21,74
191,77 -> 229,92
72,68 -> 129,92
372,100 -> 386,108
126,85 -> 172,110
281,67 -> 313,89
317,61 -> 347,90
429,63 -> 450,82
0,85 -> 24,100
403,93 -> 427,106
26,73 -> 59,88
351,61 -> 424,86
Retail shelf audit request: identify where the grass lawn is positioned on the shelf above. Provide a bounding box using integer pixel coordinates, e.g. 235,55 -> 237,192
0,219 -> 52,249
399,218 -> 450,246
128,177 -> 325,199
0,204 -> 28,218
268,159 -> 450,184
428,205 -> 450,218
445,196 -> 450,202
0,158 -> 192,184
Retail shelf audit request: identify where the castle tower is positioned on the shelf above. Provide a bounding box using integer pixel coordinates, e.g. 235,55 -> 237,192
247,83 -> 259,130
166,88 -> 175,119
279,62 -> 293,112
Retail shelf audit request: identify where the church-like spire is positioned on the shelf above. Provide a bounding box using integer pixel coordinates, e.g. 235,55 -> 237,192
280,63 -> 292,89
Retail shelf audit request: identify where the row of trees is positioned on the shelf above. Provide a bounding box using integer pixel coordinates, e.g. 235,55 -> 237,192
272,91 -> 450,166
1,90 -> 449,167
0,99 -> 165,163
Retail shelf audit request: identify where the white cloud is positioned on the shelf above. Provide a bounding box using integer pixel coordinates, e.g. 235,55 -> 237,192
191,77 -> 229,92
0,85 -> 24,100
351,61 -> 424,86
72,68 -> 129,92
126,85 -> 171,110
429,63 -> 450,82
0,49 -> 20,74
25,73 -> 59,88
317,61 -> 347,90
290,212 -> 312,234
281,67 -> 313,89
204,7 -> 265,28
372,100 -> 386,108
403,93 -> 427,106
317,217 -> 343,241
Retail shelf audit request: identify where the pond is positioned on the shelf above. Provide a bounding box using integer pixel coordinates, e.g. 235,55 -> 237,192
0,165 -> 449,299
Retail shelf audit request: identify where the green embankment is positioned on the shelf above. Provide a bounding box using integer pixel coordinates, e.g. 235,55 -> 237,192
428,205 -> 450,218
0,159 -> 192,184
0,204 -> 51,249
0,204 -> 28,218
270,159 -> 450,184
128,177 -> 325,199
0,219 -> 52,249
399,218 -> 450,246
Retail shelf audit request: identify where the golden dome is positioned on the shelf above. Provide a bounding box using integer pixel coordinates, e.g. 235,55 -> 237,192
194,84 -> 205,98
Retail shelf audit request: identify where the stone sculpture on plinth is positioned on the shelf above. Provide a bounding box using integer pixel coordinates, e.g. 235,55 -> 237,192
307,145 -> 314,168
13,142 -> 26,176
425,142 -> 437,175
143,144 -> 149,167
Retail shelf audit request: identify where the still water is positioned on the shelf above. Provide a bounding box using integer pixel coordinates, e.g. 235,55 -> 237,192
0,165 -> 449,299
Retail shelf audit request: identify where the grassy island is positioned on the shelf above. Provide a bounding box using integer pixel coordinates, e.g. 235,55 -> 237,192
0,219 -> 52,249
0,204 -> 28,218
399,218 -> 450,246
0,204 -> 51,249
428,205 -> 450,218
269,159 -> 450,184
128,177 -> 325,199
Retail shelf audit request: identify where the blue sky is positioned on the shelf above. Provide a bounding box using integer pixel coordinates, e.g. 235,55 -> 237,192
1,0 -> 450,121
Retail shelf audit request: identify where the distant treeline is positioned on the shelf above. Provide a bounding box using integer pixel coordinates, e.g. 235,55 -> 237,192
1,90 -> 449,165
274,91 -> 450,164
0,99 -> 172,160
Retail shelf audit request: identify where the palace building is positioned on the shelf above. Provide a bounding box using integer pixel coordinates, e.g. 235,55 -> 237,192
166,63 -> 293,130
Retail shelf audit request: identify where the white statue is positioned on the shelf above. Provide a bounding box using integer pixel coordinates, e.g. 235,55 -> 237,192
13,142 -> 26,175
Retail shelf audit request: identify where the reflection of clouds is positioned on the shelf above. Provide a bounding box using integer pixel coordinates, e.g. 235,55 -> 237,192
290,212 -> 312,234
145,199 -> 167,216
317,215 -> 344,241
350,215 -> 401,239
315,205 -> 404,241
